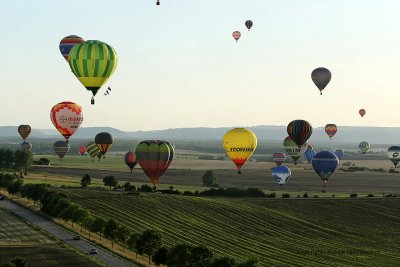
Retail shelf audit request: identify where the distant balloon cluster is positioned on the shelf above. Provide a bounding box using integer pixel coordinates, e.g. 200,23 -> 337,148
232,20 -> 253,43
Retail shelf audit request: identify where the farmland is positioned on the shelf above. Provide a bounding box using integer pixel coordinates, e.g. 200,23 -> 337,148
0,207 -> 101,267
59,188 -> 400,266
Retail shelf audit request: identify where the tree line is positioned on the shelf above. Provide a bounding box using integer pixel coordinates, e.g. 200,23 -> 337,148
0,148 -> 33,175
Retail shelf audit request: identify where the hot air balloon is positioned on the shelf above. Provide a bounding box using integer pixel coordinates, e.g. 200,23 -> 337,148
287,120 -> 313,148
54,141 -> 70,160
79,146 -> 86,156
245,20 -> 253,31
86,141 -> 100,161
272,152 -> 286,166
303,145 -> 316,164
272,166 -> 291,186
334,149 -> 344,160
311,151 -> 339,187
50,102 -> 83,142
59,35 -> 84,62
125,151 -> 137,172
222,128 -> 257,174
359,141 -> 370,154
283,136 -> 307,165
18,125 -> 31,141
156,0 -> 160,5
311,67 -> 331,95
97,151 -> 103,161
388,146 -> 400,168
325,124 -> 337,140
232,31 -> 241,42
359,109 -> 366,118
95,132 -> 113,157
69,40 -> 118,104
20,141 -> 32,151
135,140 -> 174,185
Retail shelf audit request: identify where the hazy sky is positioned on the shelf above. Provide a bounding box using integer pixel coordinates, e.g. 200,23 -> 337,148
2,0 -> 400,131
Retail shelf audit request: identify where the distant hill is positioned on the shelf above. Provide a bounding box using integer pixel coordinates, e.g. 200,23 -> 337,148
1,125 -> 400,144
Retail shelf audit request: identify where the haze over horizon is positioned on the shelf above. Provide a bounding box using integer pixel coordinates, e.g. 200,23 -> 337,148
2,1 -> 400,131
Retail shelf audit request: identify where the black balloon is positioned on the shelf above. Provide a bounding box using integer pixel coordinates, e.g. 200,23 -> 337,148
311,67 -> 331,95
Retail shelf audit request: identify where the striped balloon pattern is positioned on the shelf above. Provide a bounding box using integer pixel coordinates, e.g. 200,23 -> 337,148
50,102 -> 83,142
359,141 -> 370,154
54,141 -> 70,160
95,132 -> 114,157
136,140 -> 174,185
272,152 -> 286,166
59,35 -> 84,61
69,40 -> 118,98
86,141 -> 100,160
324,124 -> 337,140
18,125 -> 31,141
287,120 -> 313,148
20,141 -> 32,151
125,151 -> 137,172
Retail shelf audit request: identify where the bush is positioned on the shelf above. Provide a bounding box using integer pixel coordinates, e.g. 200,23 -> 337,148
313,195 -> 319,198
350,193 -> 358,198
389,169 -> 399,173
282,193 -> 290,198
266,192 -> 276,198
183,191 -> 194,196
367,194 -> 374,197
139,184 -> 153,192
303,193 -> 309,198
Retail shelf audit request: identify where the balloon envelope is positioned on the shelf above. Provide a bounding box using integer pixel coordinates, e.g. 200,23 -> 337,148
287,120 -> 313,148
54,141 -> 70,160
388,146 -> 400,167
272,152 -> 286,166
95,132 -> 114,157
311,151 -> 339,187
223,128 -> 257,174
283,136 -> 307,164
334,149 -> 344,160
304,146 -> 316,164
59,35 -> 84,61
20,141 -> 32,151
359,141 -> 370,154
359,109 -> 366,118
18,125 -> 31,141
50,102 -> 83,142
125,151 -> 137,172
232,31 -> 241,42
135,140 -> 174,185
79,146 -> 86,156
86,141 -> 100,159
272,166 -> 291,185
325,124 -> 337,140
311,67 -> 331,95
245,20 -> 253,30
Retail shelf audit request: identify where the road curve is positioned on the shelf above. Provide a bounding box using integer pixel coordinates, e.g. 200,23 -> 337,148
0,199 -> 138,267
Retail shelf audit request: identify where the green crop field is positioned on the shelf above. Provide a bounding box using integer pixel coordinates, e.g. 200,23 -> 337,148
0,207 -> 101,267
59,188 -> 400,266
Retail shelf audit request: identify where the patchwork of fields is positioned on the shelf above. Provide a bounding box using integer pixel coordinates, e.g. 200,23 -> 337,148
60,188 -> 400,266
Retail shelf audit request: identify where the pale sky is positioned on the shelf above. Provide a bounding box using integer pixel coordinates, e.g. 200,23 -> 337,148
1,0 -> 400,131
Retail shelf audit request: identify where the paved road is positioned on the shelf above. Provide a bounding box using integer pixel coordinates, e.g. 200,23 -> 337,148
0,198 -> 137,267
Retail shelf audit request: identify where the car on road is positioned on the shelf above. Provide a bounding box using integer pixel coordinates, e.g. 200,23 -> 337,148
72,235 -> 81,240
0,195 -> 5,200
89,248 -> 98,254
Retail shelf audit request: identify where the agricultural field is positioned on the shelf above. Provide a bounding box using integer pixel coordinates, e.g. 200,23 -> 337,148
0,207 -> 101,267
59,188 -> 400,266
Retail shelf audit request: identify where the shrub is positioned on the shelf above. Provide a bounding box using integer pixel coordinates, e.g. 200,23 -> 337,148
350,193 -> 358,198
183,191 -> 194,196
367,194 -> 374,197
282,193 -> 290,198
303,193 -> 309,198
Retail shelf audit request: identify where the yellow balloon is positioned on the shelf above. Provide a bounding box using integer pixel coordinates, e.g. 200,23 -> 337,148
222,128 -> 257,174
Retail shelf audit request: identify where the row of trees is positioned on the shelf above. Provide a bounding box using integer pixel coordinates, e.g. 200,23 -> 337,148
0,148 -> 33,175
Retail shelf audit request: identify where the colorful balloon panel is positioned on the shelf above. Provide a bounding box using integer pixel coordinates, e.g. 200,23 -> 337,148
311,151 -> 339,187
325,124 -> 337,140
283,136 -> 307,164
20,141 -> 32,151
272,152 -> 286,166
18,125 -> 31,140
50,102 -> 83,141
54,141 -> 70,160
304,146 -> 316,164
125,151 -> 137,172
69,40 -> 118,99
86,141 -> 100,159
223,128 -> 257,174
359,141 -> 370,154
272,166 -> 291,186
95,132 -> 114,157
388,146 -> 400,168
287,120 -> 313,148
59,35 -> 84,61
311,67 -> 331,95
135,140 -> 174,185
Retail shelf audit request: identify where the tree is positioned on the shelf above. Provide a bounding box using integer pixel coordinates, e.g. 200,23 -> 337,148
51,197 -> 71,217
4,149 -> 15,169
190,245 -> 213,267
152,246 -> 168,267
14,150 -> 33,175
123,182 -> 135,191
82,216 -> 94,237
235,257 -> 259,267
11,257 -> 28,267
127,232 -> 141,259
104,219 -> 118,247
208,256 -> 236,267
116,225 -> 131,247
166,243 -> 193,267
103,175 -> 118,188
90,217 -> 106,241
202,170 -> 217,187
0,173 -> 16,189
136,229 -> 162,263
7,179 -> 24,196
71,208 -> 90,230
60,203 -> 80,225
81,174 -> 91,187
